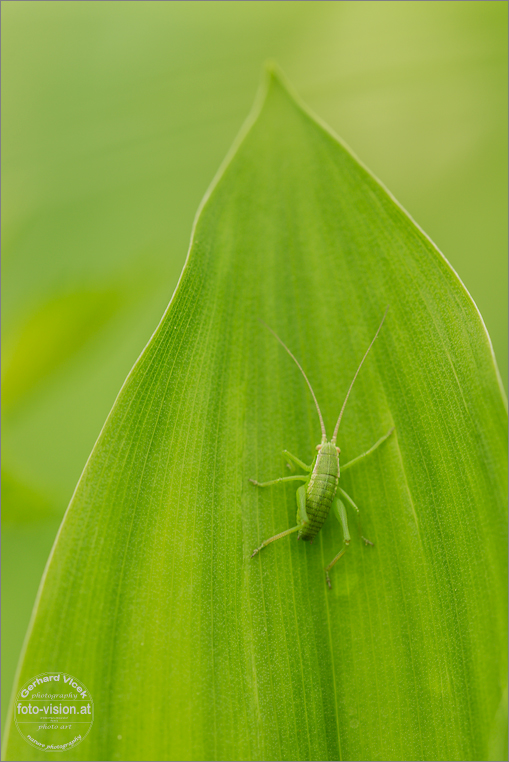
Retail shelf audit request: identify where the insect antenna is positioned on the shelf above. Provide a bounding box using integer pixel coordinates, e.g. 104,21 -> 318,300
331,307 -> 389,445
259,320 -> 327,443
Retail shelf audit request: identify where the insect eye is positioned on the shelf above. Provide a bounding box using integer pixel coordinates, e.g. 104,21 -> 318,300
316,445 -> 322,451
336,447 -> 341,454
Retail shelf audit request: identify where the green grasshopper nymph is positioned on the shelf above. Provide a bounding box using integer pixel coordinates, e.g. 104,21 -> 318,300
250,308 -> 394,589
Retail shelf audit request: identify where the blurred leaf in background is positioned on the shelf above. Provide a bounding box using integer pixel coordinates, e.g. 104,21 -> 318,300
1,0 -> 507,730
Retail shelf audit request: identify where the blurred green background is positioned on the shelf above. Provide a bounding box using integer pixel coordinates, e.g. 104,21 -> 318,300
2,0 -> 507,730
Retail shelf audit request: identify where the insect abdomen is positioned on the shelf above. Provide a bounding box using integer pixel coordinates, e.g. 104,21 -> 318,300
298,443 -> 339,540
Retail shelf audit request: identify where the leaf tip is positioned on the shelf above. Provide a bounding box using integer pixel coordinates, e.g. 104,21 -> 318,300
263,59 -> 281,77
262,60 -> 291,95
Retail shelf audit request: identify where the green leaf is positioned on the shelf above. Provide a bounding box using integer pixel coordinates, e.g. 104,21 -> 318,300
3,67 -> 507,762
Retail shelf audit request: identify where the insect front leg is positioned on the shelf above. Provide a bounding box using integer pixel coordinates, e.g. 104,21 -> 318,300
283,450 -> 312,472
338,487 -> 373,546
325,498 -> 350,589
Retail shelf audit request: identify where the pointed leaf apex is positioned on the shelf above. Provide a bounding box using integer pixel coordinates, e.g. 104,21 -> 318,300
262,60 -> 292,96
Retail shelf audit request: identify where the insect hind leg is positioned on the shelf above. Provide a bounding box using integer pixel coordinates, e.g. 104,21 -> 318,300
325,547 -> 348,589
249,474 -> 307,488
325,498 -> 351,589
338,487 -> 373,546
296,484 -> 309,525
251,525 -> 300,558
341,427 -> 394,472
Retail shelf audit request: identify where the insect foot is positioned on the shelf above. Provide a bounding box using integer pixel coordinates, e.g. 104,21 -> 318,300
362,536 -> 374,546
250,546 -> 262,558
326,573 -> 333,590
